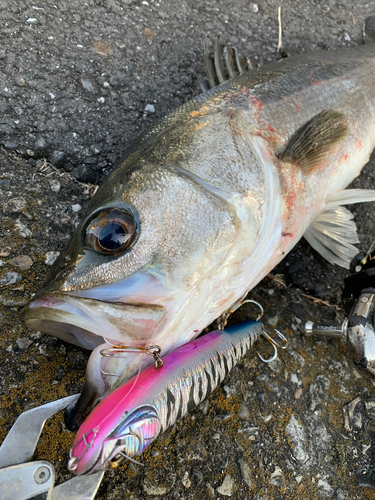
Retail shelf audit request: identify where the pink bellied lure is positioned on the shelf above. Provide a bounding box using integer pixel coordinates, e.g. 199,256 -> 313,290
68,320 -> 263,475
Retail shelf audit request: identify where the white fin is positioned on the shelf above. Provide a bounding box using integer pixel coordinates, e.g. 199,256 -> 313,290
304,189 -> 375,269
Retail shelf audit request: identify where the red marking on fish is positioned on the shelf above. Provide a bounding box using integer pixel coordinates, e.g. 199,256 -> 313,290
339,154 -> 349,163
356,138 -> 362,150
250,95 -> 263,111
282,232 -> 293,237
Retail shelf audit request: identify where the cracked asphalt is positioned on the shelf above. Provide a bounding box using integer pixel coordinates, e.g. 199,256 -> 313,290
1,1 -> 375,499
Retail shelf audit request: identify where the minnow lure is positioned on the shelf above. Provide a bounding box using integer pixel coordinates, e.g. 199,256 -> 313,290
68,320 -> 264,475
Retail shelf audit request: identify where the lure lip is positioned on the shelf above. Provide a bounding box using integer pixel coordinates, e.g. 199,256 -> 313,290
68,405 -> 160,475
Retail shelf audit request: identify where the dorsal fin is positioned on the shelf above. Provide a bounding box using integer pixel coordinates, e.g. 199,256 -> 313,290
279,109 -> 348,172
200,38 -> 253,90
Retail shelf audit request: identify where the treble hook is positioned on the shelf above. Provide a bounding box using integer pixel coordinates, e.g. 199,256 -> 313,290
217,295 -> 264,330
257,329 -> 288,363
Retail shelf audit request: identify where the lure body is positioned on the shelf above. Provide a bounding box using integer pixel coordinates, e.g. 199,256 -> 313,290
68,320 -> 263,475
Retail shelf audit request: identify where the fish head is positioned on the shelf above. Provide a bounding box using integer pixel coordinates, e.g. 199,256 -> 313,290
22,157 -> 240,427
68,405 -> 160,475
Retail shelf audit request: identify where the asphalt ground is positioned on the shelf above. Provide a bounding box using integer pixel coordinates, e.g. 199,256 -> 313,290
1,1 -> 375,499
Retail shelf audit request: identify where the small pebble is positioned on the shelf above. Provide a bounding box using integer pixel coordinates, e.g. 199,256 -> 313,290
365,400 -> 375,419
0,271 -> 22,286
216,474 -> 234,497
38,345 -> 48,355
11,255 -> 33,271
72,204 -> 82,212
49,179 -> 61,193
145,103 -> 155,113
17,337 -> 33,350
3,196 -> 27,213
26,18 -> 38,23
0,259 -> 4,266
291,373 -> 300,384
270,466 -> 285,488
182,471 -> 191,488
14,219 -> 32,237
294,388 -> 303,399
239,459 -> 251,487
45,251 -> 60,266
238,403 -> 250,420
251,3 -> 259,13
344,397 -> 364,431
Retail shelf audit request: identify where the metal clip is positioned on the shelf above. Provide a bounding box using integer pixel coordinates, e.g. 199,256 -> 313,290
101,341 -> 164,370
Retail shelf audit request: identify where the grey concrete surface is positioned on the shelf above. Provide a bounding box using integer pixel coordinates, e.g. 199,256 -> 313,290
1,1 -> 375,499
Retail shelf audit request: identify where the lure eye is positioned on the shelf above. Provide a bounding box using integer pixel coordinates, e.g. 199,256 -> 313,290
84,209 -> 137,255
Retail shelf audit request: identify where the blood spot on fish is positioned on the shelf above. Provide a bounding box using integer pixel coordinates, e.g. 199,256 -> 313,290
339,154 -> 349,163
282,232 -> 293,237
250,95 -> 263,111
356,138 -> 362,150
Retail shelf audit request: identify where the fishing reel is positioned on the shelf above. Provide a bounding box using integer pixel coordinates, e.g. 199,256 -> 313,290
305,249 -> 375,376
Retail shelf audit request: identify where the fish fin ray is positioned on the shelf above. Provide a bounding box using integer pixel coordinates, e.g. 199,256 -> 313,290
203,40 -> 252,88
326,188 -> 375,208
304,189 -> 375,268
280,109 -> 348,172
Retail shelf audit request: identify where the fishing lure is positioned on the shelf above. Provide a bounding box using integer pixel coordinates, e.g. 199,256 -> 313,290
68,320 -> 281,475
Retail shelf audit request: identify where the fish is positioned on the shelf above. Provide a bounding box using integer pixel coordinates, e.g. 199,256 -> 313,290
67,320 -> 263,475
21,16 -> 375,430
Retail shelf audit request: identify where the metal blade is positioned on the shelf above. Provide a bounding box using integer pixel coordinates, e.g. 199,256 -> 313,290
51,472 -> 104,500
0,394 -> 79,469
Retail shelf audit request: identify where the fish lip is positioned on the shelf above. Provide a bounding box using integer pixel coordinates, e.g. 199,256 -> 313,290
21,292 -> 168,349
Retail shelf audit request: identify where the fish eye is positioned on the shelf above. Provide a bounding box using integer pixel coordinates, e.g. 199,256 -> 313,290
84,208 -> 138,255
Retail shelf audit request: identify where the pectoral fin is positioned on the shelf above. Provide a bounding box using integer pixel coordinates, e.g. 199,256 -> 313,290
280,109 -> 348,172
304,189 -> 375,268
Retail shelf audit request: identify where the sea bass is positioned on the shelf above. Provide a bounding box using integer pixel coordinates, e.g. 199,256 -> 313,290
22,20 -> 375,429
67,321 -> 263,475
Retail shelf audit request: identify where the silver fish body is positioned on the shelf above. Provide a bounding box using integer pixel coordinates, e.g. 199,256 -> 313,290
22,32 -> 375,428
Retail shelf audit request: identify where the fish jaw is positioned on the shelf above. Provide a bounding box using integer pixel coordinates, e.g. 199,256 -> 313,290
22,293 -> 167,346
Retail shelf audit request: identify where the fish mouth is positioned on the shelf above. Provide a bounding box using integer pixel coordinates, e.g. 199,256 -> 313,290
21,291 -> 168,430
21,293 -> 167,350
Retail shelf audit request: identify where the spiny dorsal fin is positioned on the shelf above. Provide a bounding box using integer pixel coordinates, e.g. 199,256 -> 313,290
279,109 -> 348,172
201,38 -> 253,90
